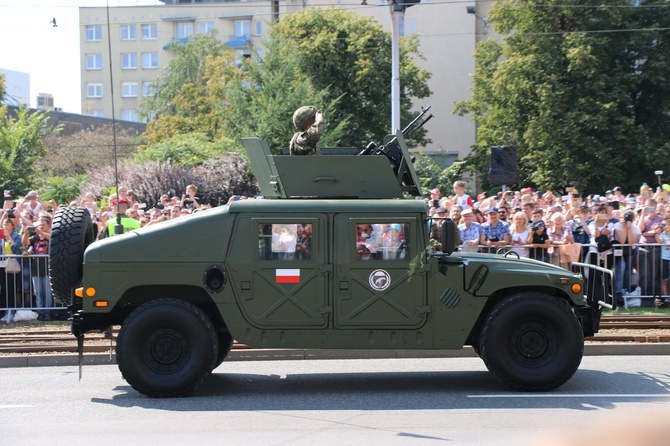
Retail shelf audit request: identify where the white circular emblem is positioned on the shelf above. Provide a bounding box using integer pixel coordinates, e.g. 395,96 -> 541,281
369,269 -> 391,291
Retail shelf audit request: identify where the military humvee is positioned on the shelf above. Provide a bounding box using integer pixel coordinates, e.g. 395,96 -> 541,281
50,129 -> 614,398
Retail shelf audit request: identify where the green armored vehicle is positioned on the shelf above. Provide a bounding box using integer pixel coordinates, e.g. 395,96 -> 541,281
50,127 -> 614,398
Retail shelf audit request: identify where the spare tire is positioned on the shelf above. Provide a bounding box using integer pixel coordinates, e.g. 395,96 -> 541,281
49,206 -> 95,306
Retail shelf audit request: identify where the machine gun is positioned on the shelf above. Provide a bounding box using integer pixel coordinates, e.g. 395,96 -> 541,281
358,105 -> 433,174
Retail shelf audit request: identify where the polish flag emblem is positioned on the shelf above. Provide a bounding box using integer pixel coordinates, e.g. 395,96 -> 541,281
276,269 -> 300,284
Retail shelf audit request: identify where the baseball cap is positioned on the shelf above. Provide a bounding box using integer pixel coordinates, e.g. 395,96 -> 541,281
430,188 -> 440,196
486,207 -> 499,214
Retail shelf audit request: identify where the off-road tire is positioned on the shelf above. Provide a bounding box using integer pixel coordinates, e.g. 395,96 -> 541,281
479,293 -> 584,391
49,206 -> 95,306
214,332 -> 234,370
116,299 -> 219,397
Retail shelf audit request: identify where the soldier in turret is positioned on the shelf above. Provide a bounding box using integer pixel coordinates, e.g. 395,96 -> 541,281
289,106 -> 325,155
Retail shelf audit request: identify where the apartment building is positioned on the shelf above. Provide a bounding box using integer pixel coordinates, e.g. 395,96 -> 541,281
79,0 -> 495,160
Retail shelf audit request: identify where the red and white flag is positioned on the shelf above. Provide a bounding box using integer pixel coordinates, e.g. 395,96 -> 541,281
276,268 -> 300,284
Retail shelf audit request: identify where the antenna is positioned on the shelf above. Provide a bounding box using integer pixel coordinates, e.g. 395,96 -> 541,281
105,0 -> 123,235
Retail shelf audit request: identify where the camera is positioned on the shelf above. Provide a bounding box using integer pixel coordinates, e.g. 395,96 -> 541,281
489,237 -> 499,242
624,213 -> 634,222
27,226 -> 36,235
3,190 -> 13,200
7,209 -> 15,218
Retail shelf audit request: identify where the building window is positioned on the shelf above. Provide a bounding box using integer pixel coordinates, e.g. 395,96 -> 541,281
234,20 -> 250,37
121,109 -> 139,122
121,53 -> 137,69
177,21 -> 194,39
254,20 -> 262,36
86,83 -> 103,98
142,24 -> 157,40
86,25 -> 102,41
121,82 -> 138,98
142,81 -> 154,97
86,54 -> 103,70
89,110 -> 104,118
120,24 -> 137,40
355,223 -> 410,261
258,223 -> 313,261
37,96 -> 54,108
142,52 -> 159,69
198,21 -> 215,34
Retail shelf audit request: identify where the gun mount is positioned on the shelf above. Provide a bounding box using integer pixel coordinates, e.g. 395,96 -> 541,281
242,107 -> 432,200
243,131 -> 422,199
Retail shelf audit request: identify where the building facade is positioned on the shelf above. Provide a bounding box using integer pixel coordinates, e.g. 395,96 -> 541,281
0,68 -> 31,107
79,0 -> 495,160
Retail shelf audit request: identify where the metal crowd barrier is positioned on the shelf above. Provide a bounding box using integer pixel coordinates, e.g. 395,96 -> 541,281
0,254 -> 67,323
3,242 -> 666,319
461,242 -> 667,305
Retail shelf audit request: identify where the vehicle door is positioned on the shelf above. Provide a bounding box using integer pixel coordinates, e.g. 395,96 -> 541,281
333,215 -> 428,328
228,215 -> 330,328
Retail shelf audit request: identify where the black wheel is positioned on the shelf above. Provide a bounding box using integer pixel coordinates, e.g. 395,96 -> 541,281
213,332 -> 234,370
49,206 -> 95,306
116,299 -> 219,397
479,293 -> 584,391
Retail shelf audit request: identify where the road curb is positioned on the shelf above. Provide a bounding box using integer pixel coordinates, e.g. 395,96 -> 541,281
1,343 -> 668,368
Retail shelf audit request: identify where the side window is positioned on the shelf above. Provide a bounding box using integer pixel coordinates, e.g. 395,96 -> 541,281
258,223 -> 313,261
356,223 -> 410,261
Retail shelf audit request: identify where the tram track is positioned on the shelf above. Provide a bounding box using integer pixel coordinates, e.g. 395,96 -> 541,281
1,315 -> 669,355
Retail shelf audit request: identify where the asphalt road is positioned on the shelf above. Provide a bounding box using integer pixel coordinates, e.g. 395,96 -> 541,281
1,356 -> 670,446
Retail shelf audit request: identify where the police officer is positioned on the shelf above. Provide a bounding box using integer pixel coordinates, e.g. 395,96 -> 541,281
289,106 -> 325,155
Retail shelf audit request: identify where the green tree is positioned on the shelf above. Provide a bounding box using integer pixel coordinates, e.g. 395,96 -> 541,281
454,0 -> 670,194
135,132 -> 238,167
39,124 -> 139,178
0,73 -> 6,100
0,106 -> 55,194
139,33 -> 227,120
217,41 -> 350,153
270,8 -> 432,149
39,174 -> 88,206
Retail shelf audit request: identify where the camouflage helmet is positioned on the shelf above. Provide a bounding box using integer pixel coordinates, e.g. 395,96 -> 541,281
293,106 -> 317,130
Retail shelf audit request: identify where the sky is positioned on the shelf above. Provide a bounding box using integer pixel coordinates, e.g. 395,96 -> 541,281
0,0 -> 162,113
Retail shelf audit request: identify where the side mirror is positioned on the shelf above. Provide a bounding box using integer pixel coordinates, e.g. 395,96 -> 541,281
440,218 -> 458,255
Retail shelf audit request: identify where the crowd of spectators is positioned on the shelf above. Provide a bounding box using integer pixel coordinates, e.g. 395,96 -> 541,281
0,184 -> 222,322
0,190 -> 57,322
3,179 -> 670,320
428,181 -> 670,308
80,184 -> 216,239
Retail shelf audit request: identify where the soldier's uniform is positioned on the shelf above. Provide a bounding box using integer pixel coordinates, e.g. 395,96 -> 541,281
289,106 -> 323,156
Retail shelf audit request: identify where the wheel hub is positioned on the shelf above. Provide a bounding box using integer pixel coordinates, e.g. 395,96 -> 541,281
144,329 -> 190,372
510,321 -> 556,367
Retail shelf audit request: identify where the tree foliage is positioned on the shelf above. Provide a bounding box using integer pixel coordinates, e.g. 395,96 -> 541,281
454,0 -> 670,194
0,106 -> 55,194
39,175 -> 89,206
217,39 -> 350,153
39,125 -> 139,178
139,33 -> 227,120
0,74 -> 6,100
135,132 -> 238,167
83,153 -> 258,207
270,8 -> 432,149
